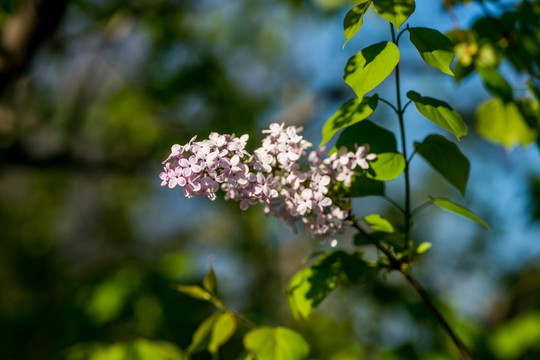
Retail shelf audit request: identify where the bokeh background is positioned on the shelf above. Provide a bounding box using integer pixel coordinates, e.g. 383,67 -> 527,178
1,0 -> 540,359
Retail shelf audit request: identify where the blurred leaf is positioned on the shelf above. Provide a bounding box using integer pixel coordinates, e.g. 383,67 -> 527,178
415,242 -> 432,254
209,311 -> 237,355
320,95 -> 379,146
66,339 -> 184,360
244,327 -> 309,360
175,285 -> 212,302
477,67 -> 514,103
366,152 -> 405,181
344,42 -> 400,101
476,98 -> 537,149
187,311 -> 224,354
343,1 -> 372,48
414,134 -> 470,195
407,90 -> 468,139
334,120 -> 397,154
203,263 -> 218,295
347,175 -> 385,197
85,268 -> 141,325
372,0 -> 415,31
409,27 -> 454,75
429,197 -> 489,229
489,311 -> 540,360
364,214 -> 394,233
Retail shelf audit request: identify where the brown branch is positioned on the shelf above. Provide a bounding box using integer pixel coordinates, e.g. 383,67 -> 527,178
0,0 -> 69,95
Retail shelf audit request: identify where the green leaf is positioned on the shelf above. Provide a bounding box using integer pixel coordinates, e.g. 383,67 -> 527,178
367,152 -> 405,181
414,134 -> 470,195
203,263 -> 218,295
477,67 -> 514,103
343,1 -> 372,48
364,214 -> 394,233
334,120 -> 397,154
187,311 -> 224,354
372,0 -> 415,31
320,95 -> 379,146
407,90 -> 468,140
287,253 -> 341,319
244,327 -> 309,360
175,285 -> 212,302
344,42 -> 400,101
415,242 -> 432,254
209,312 -> 237,355
429,197 -> 489,229
409,27 -> 454,76
339,252 -> 380,283
348,175 -> 385,197
476,98 -> 537,149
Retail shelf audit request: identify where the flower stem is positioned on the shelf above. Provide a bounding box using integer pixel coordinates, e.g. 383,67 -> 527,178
351,221 -> 474,359
390,24 -> 411,255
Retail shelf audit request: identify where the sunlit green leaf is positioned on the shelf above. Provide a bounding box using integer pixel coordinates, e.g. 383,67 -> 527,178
476,98 -> 537,149
132,338 -> 185,360
288,253 -> 341,319
409,27 -> 454,76
347,175 -> 385,197
209,311 -> 237,355
320,95 -> 379,146
344,42 -> 399,101
429,197 -> 489,229
477,66 -> 514,102
367,152 -> 405,181
244,327 -> 309,360
203,263 -> 218,295
364,214 -> 394,233
175,285 -> 212,302
489,311 -> 540,360
415,242 -> 432,254
343,1 -> 372,48
414,134 -> 470,195
407,90 -> 468,139
372,0 -> 415,31
187,311 -> 224,354
334,120 -> 397,154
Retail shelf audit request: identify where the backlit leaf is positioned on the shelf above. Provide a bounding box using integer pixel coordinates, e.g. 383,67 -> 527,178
364,214 -> 394,233
344,42 -> 399,101
407,90 -> 468,139
414,134 -> 470,195
430,197 -> 489,229
288,253 -> 341,319
209,312 -> 237,355
415,242 -> 432,254
175,285 -> 212,302
244,327 -> 309,360
320,95 -> 379,146
203,263 -> 218,295
187,311 -> 223,354
372,0 -> 415,31
367,152 -> 405,181
409,27 -> 454,75
343,1 -> 372,48
476,98 -> 537,149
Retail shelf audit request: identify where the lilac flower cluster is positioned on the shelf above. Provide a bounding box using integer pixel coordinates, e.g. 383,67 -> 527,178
160,123 -> 376,244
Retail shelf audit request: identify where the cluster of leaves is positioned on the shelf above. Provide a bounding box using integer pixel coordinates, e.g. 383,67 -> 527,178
177,266 -> 309,360
448,0 -> 540,149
